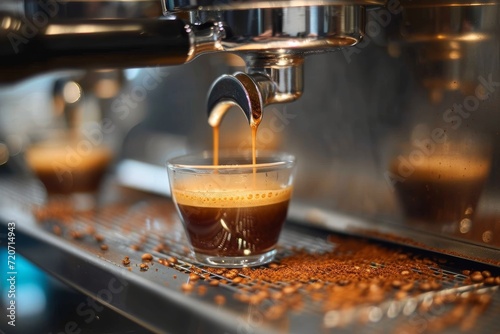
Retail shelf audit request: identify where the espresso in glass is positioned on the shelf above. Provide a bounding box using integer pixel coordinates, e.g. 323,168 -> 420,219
167,152 -> 295,267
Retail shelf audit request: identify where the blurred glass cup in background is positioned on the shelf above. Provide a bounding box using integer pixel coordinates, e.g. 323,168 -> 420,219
389,137 -> 491,224
24,77 -> 114,211
25,131 -> 113,210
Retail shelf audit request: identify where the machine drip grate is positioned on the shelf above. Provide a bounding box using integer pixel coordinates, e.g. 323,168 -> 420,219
1,178 -> 499,334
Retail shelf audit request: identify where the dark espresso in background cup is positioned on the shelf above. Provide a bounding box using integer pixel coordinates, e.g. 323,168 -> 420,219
26,140 -> 112,195
167,151 -> 295,267
24,132 -> 113,211
390,150 -> 491,223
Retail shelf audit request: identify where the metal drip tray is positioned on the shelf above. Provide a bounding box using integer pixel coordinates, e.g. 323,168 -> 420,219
0,177 -> 499,334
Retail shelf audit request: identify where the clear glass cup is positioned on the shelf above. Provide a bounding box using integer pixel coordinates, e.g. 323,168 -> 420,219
388,137 -> 491,224
24,130 -> 113,211
167,151 -> 296,268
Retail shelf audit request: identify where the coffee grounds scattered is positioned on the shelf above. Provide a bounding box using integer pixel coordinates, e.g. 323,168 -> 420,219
196,234 -> 499,330
122,256 -> 131,266
32,200 -> 499,332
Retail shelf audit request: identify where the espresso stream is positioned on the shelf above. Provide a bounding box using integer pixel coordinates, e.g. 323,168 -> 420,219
212,123 -> 258,166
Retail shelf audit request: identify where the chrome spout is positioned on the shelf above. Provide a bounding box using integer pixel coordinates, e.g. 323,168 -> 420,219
207,55 -> 303,127
207,72 -> 264,128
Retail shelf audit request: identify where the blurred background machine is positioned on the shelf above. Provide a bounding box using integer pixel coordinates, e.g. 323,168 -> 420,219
0,0 -> 499,333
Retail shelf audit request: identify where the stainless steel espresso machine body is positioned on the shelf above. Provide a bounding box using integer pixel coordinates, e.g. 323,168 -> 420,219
0,0 -> 499,333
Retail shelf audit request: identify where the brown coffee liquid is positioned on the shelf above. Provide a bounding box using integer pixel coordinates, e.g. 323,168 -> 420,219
25,143 -> 112,195
174,187 -> 292,256
251,125 -> 257,166
213,125 -> 219,166
391,156 -> 489,222
212,115 -> 258,168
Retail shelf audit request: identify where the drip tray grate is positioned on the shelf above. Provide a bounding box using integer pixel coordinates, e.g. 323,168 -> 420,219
1,178 -> 499,334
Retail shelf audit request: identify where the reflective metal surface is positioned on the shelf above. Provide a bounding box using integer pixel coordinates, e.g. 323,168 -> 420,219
164,0 -> 385,11
389,2 -> 500,98
182,6 -> 365,54
0,14 -> 194,82
208,55 -> 304,126
23,0 -> 163,19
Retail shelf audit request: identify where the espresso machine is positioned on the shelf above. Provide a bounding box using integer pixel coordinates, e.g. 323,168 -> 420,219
0,0 -> 499,333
